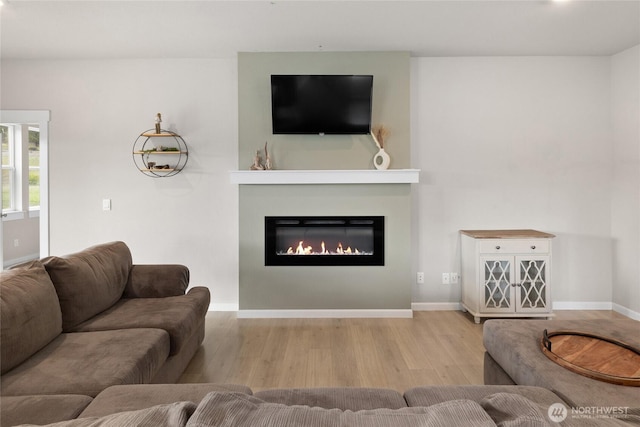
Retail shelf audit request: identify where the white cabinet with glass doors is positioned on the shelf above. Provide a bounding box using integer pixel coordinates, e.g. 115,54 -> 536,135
460,230 -> 555,324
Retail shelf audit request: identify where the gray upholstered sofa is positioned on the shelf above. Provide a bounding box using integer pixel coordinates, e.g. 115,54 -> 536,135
0,241 -> 210,425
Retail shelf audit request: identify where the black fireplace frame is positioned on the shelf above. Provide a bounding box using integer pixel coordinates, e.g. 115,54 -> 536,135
265,216 -> 385,266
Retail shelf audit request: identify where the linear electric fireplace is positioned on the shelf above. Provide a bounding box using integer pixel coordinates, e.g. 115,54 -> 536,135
265,216 -> 384,266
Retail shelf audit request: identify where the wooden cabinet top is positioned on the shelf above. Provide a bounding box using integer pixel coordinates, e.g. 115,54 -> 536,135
460,229 -> 555,239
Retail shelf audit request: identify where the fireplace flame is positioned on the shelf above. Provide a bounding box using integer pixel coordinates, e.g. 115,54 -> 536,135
292,241 -> 313,255
282,240 -> 365,256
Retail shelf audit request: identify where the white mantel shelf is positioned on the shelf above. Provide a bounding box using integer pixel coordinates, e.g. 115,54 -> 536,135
230,169 -> 420,185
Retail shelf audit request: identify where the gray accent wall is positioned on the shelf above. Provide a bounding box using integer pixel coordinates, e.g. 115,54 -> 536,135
238,51 -> 410,170
237,52 -> 413,311
239,184 -> 412,310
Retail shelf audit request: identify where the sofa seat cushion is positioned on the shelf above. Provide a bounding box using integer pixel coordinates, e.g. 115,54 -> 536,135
255,387 -> 407,410
483,318 -> 640,408
68,287 -> 210,355
1,261 -> 62,374
42,241 -> 133,331
0,394 -> 93,427
1,328 -> 169,397
80,384 -> 253,418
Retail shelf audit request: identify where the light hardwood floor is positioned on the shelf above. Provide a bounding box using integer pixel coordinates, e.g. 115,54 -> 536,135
178,310 -> 629,392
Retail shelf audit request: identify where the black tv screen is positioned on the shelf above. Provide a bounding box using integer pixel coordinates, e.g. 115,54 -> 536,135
271,75 -> 373,135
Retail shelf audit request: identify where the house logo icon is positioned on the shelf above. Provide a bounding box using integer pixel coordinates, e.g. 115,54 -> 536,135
548,403 -> 568,422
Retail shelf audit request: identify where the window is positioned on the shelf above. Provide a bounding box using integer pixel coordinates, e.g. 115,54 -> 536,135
28,126 -> 40,209
1,125 -> 16,211
1,124 -> 39,216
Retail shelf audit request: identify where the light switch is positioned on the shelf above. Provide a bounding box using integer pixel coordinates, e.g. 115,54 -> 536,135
102,199 -> 111,211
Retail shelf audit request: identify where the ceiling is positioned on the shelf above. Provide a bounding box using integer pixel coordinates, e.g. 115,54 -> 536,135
1,0 -> 639,59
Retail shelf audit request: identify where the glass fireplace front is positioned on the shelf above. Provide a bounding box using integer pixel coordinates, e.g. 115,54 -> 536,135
265,216 -> 384,266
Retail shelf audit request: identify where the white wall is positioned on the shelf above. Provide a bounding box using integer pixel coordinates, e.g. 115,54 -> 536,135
2,54 -> 637,314
3,217 -> 39,267
611,45 -> 640,316
411,57 -> 614,307
1,59 -> 240,310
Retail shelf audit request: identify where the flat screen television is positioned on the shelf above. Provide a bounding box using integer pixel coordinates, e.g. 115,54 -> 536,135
271,74 -> 373,135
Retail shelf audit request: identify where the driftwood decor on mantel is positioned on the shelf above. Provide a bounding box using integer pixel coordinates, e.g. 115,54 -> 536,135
250,142 -> 273,170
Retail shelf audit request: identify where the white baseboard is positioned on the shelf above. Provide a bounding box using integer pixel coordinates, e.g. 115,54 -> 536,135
411,302 -> 462,311
236,309 -> 413,319
208,303 -> 239,312
552,301 -> 639,321
552,301 -> 613,310
613,303 -> 640,321
212,302 -> 640,321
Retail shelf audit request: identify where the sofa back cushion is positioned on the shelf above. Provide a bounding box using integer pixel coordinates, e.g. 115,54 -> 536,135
43,241 -> 132,331
188,392 -> 497,427
1,261 -> 63,374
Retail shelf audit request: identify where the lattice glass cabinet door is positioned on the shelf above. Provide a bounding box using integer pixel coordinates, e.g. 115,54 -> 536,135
481,257 -> 514,312
516,256 -> 550,312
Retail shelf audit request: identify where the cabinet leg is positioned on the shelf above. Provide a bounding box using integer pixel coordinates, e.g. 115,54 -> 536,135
474,316 -> 481,324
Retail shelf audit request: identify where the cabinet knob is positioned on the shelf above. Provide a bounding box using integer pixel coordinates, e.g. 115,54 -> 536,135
531,245 -> 536,250
495,245 -> 501,250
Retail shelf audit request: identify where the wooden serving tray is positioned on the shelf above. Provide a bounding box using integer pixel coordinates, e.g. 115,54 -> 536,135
541,330 -> 640,387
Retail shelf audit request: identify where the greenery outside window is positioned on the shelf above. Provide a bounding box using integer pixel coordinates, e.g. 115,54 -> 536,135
1,124 -> 40,217
28,126 -> 40,210
1,125 -> 16,212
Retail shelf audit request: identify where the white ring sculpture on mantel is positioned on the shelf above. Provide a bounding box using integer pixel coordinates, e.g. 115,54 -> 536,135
373,148 -> 391,170
370,131 -> 391,170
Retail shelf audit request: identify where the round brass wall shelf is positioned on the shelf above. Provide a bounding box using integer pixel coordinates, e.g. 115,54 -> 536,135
132,129 -> 188,178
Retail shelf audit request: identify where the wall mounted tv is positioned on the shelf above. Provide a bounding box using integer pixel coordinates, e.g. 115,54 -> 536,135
271,74 -> 373,135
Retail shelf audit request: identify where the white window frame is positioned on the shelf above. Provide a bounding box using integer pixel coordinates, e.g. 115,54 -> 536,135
2,125 -> 16,211
1,124 -> 25,220
0,110 -> 50,258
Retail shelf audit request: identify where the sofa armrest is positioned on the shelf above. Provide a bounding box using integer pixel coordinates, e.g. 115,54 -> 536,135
124,264 -> 189,298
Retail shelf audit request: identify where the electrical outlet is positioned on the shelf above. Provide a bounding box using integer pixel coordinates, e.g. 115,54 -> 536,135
13,239 -> 19,247
416,272 -> 424,284
442,273 -> 450,285
450,272 -> 459,284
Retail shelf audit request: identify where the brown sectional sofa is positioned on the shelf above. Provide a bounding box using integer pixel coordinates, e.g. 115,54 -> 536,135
3,242 -> 638,425
0,241 -> 210,425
